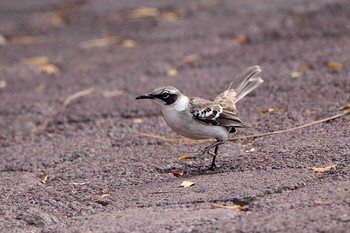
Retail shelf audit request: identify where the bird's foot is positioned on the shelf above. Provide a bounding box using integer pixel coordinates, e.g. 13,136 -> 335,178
209,162 -> 217,170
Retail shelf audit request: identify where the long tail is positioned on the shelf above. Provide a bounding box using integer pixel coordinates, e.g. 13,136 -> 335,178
228,66 -> 264,103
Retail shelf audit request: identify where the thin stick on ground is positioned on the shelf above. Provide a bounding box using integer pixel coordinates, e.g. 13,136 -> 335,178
33,87 -> 97,132
33,87 -> 125,132
132,109 -> 350,143
62,87 -> 96,110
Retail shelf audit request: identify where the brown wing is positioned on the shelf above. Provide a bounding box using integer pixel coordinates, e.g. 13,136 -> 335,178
190,97 -> 222,125
190,97 -> 246,129
214,89 -> 237,114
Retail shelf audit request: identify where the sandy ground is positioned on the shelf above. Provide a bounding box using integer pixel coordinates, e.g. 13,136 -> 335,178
0,0 -> 349,232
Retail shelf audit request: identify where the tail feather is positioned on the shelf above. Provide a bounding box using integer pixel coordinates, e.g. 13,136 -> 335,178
228,66 -> 264,103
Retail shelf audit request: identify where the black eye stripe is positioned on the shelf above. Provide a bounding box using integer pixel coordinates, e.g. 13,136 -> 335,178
161,92 -> 170,98
154,93 -> 178,105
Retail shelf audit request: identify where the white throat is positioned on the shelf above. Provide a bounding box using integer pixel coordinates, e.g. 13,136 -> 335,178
174,95 -> 189,111
161,94 -> 189,112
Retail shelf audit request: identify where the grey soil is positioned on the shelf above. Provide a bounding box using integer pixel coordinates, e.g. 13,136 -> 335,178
0,0 -> 349,232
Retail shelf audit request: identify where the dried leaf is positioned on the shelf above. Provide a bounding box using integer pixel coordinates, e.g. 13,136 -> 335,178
304,109 -> 313,117
122,39 -> 136,48
179,54 -> 199,65
49,0 -> 87,27
49,14 -> 65,27
40,64 -> 59,75
339,104 -> 350,111
21,56 -> 50,65
327,62 -> 343,70
178,155 -> 194,161
291,71 -> 302,78
8,36 -> 49,45
172,171 -> 184,177
0,34 -> 6,45
132,118 -> 143,123
97,194 -> 110,201
127,7 -> 160,19
307,164 -> 336,172
161,11 -> 180,21
234,34 -> 247,45
79,36 -> 119,49
209,202 -> 244,211
259,108 -> 285,114
193,0 -> 222,10
167,67 -> 178,77
37,175 -> 49,186
169,54 -> 200,74
35,83 -> 45,93
180,180 -> 195,188
0,80 -> 7,89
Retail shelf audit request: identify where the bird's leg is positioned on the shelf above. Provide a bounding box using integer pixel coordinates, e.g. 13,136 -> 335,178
209,145 -> 219,170
199,140 -> 224,169
200,140 -> 224,155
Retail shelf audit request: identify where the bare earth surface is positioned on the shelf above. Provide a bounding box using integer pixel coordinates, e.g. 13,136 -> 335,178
0,0 -> 349,232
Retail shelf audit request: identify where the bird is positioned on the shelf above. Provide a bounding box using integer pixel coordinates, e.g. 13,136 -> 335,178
136,66 -> 264,169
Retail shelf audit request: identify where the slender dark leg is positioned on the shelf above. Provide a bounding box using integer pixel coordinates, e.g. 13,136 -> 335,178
198,139 -> 224,170
201,140 -> 224,155
209,145 -> 219,170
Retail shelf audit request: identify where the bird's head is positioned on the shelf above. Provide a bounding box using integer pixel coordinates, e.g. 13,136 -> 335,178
136,86 -> 182,106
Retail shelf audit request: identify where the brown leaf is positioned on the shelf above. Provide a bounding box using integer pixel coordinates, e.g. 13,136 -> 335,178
175,54 -> 200,68
161,11 -> 181,21
21,56 -> 50,65
181,54 -> 199,64
49,0 -> 87,27
180,180 -> 195,188
291,64 -> 313,78
339,104 -> 350,111
209,202 -> 244,211
172,171 -> 184,177
327,62 -> 343,70
79,36 -> 119,49
193,0 -> 222,10
127,7 -> 160,19
234,34 -> 247,45
37,175 -> 49,186
35,83 -> 45,93
97,194 -> 110,201
307,164 -> 336,172
259,108 -> 285,114
122,39 -> 136,48
304,109 -> 313,117
8,36 -> 49,45
169,54 -> 200,75
40,64 -> 60,75
178,155 -> 194,161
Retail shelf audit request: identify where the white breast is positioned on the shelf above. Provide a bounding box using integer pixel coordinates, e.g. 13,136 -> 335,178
161,96 -> 229,141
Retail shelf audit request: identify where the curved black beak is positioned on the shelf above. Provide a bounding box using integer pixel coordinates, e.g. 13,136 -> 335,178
135,93 -> 154,100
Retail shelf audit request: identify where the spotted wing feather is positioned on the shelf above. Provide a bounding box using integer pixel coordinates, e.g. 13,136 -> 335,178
190,97 -> 245,129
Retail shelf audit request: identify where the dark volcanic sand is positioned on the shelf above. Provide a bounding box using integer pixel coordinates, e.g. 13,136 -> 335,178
0,0 -> 349,232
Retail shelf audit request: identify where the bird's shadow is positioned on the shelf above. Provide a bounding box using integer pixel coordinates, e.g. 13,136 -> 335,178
154,159 -> 232,177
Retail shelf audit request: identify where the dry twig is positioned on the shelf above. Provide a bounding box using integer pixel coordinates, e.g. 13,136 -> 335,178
33,87 -> 121,132
131,109 -> 350,143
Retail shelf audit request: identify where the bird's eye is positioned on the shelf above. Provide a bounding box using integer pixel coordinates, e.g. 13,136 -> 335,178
161,92 -> 170,99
